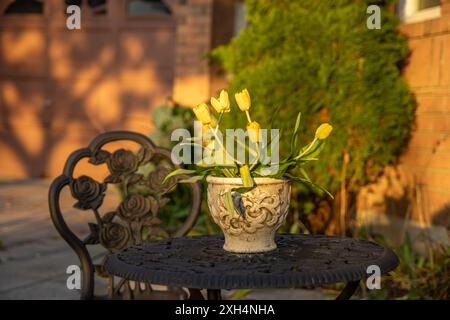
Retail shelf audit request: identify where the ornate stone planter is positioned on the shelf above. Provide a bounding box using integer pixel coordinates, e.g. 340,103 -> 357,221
206,176 -> 291,253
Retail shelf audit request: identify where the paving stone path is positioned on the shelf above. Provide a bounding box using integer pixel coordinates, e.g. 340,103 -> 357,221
0,179 -> 328,300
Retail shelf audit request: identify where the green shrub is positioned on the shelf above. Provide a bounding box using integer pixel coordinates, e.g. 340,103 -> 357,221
319,231 -> 450,299
212,0 -> 414,202
145,103 -> 220,235
363,234 -> 450,300
148,102 -> 195,149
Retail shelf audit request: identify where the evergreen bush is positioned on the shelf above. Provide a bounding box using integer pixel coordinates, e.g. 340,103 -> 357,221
212,0 -> 414,221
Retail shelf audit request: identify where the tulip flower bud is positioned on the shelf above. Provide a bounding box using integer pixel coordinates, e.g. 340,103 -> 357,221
315,123 -> 333,140
239,164 -> 253,187
211,90 -> 230,113
210,98 -> 221,113
247,121 -> 261,143
235,89 -> 251,112
193,103 -> 212,125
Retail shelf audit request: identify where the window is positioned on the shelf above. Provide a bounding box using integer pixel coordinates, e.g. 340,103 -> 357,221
127,0 -> 171,16
4,0 -> 43,14
418,0 -> 441,10
65,0 -> 107,15
233,1 -> 246,36
398,0 -> 441,23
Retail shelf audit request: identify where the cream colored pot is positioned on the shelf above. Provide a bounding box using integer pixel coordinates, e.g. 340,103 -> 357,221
206,176 -> 291,253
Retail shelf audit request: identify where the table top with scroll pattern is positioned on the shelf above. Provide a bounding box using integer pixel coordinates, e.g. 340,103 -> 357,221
104,234 -> 399,289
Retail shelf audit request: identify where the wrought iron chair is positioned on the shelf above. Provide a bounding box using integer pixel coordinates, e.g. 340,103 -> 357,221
49,131 -> 202,299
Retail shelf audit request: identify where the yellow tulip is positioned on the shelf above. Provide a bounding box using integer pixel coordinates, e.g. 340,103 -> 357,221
235,89 -> 251,112
247,121 -> 261,143
239,164 -> 253,187
210,98 -> 221,113
315,123 -> 333,140
193,103 -> 212,125
210,90 -> 230,113
201,124 -> 213,146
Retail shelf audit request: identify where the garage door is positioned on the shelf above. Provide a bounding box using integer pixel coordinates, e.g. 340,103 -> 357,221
0,0 -> 176,178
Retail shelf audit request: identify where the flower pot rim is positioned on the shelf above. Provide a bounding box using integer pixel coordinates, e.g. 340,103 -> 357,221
206,175 -> 289,185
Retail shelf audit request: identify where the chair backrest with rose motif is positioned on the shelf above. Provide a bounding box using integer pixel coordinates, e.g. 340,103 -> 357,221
49,131 -> 201,300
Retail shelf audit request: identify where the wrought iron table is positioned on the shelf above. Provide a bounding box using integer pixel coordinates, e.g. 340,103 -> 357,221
104,234 -> 399,300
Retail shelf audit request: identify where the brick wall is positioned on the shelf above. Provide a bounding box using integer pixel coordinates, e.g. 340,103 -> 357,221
172,0 -> 213,106
399,1 -> 450,226
357,1 -> 450,228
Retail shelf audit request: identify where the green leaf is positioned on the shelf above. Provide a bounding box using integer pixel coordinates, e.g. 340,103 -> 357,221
160,174 -> 205,195
299,168 -> 311,181
221,168 -> 236,178
232,186 -> 255,194
290,112 -> 302,156
178,175 -> 205,184
305,141 -> 326,159
260,129 -> 281,164
162,168 -> 196,184
285,173 -> 334,199
269,104 -> 283,129
299,158 -> 318,162
229,289 -> 252,300
195,158 -> 217,167
224,189 -> 235,215
159,183 -> 177,196
234,135 -> 258,158
296,139 -> 324,160
259,160 -> 296,177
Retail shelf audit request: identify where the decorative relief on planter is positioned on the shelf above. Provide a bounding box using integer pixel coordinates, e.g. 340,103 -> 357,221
207,177 -> 291,253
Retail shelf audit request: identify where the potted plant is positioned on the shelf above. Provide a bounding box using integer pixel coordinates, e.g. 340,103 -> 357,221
164,89 -> 333,253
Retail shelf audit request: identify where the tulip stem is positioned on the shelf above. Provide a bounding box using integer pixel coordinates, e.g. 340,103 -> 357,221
294,137 -> 318,160
208,124 -> 237,177
250,143 -> 260,171
245,111 -> 252,123
217,111 -> 224,125
209,112 -> 237,177
234,136 -> 258,158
